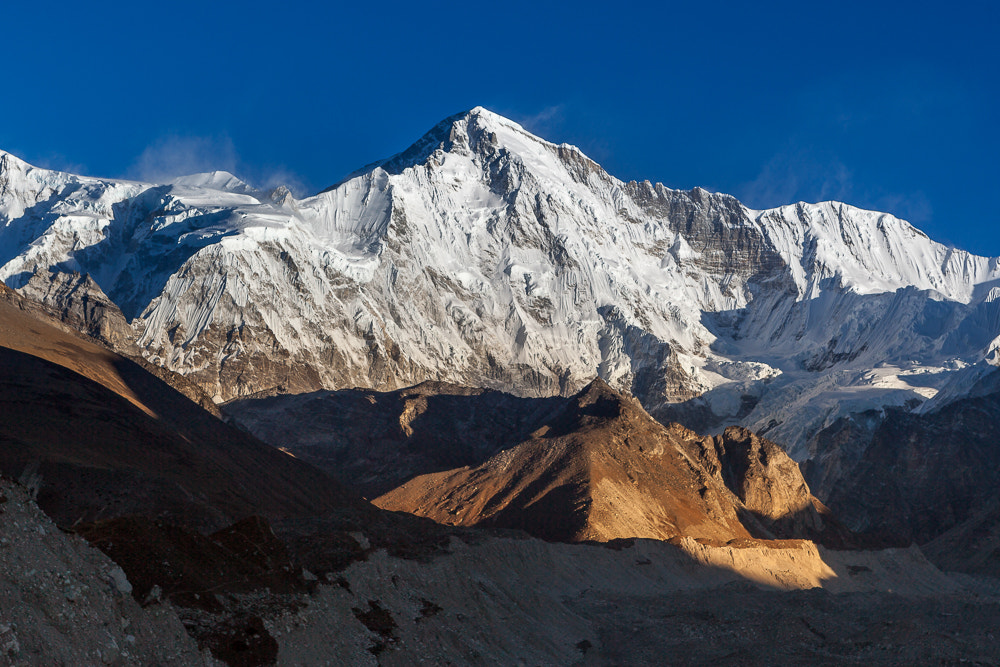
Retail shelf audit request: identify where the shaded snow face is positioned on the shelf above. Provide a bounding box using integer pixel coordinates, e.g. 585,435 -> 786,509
0,108 -> 998,456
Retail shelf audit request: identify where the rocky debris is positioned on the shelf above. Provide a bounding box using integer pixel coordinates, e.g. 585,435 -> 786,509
195,613 -> 277,667
74,514 -> 310,666
1,468 -> 993,665
69,504 -> 489,664
375,379 -> 855,547
0,478 -> 206,665
74,515 -> 312,609
266,533 -> 985,666
574,580 -> 1000,666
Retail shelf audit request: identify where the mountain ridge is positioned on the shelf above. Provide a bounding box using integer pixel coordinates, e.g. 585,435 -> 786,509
2,107 -> 999,475
0,281 -> 365,531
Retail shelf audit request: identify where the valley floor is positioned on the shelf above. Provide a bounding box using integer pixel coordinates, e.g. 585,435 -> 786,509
4,470 -> 998,666
575,586 -> 1000,666
262,534 -> 999,666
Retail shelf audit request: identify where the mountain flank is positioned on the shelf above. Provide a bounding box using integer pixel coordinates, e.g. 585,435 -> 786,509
819,382 -> 1000,574
374,379 -> 853,546
0,280 -> 362,531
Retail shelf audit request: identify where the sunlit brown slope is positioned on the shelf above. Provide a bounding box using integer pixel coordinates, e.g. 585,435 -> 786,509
0,282 -> 157,415
376,379 -> 851,545
0,282 -> 362,530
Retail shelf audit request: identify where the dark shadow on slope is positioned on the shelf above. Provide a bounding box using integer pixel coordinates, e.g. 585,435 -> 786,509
224,383 -> 567,498
800,408 -> 886,501
478,483 -> 591,543
923,493 -> 1000,577
735,504 -> 878,550
73,511 -> 469,666
826,390 -> 1000,551
0,346 -> 362,532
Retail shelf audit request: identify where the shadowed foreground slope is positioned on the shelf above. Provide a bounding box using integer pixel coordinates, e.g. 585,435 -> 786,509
0,282 -> 363,530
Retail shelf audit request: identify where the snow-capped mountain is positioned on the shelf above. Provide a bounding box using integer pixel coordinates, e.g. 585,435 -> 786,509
2,107 -> 998,462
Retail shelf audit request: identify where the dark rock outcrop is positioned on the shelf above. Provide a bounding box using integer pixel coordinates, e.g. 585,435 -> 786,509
825,388 -> 1000,556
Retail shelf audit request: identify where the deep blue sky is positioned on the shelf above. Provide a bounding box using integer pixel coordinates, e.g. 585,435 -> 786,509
4,1 -> 997,254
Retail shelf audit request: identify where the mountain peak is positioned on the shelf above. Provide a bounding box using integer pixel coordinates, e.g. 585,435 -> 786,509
169,171 -> 254,194
374,378 -> 852,545
372,106 -> 526,176
578,375 -> 617,396
573,376 -> 632,414
465,105 -> 504,123
0,149 -> 33,174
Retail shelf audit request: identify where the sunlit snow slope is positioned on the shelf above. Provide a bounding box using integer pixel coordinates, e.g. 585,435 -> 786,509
2,108 -> 999,460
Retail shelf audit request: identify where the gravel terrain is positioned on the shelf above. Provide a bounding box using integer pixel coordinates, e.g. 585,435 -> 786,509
0,478 -> 209,666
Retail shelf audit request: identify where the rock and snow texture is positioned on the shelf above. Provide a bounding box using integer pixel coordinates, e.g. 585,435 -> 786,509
2,108 -> 1000,458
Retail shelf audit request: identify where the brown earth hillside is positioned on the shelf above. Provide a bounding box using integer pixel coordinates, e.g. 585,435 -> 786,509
375,379 -> 852,546
0,281 -> 365,531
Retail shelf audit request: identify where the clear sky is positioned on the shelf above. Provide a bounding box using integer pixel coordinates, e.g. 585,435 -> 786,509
4,1 -> 997,254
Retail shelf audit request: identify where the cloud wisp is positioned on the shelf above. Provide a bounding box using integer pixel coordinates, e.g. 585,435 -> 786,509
126,135 -> 310,197
128,135 -> 240,184
514,105 -> 566,138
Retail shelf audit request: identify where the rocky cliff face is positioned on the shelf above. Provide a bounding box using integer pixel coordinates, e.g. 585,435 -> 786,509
823,385 -> 1000,550
0,478 -> 204,665
17,269 -> 138,351
695,426 -> 841,543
